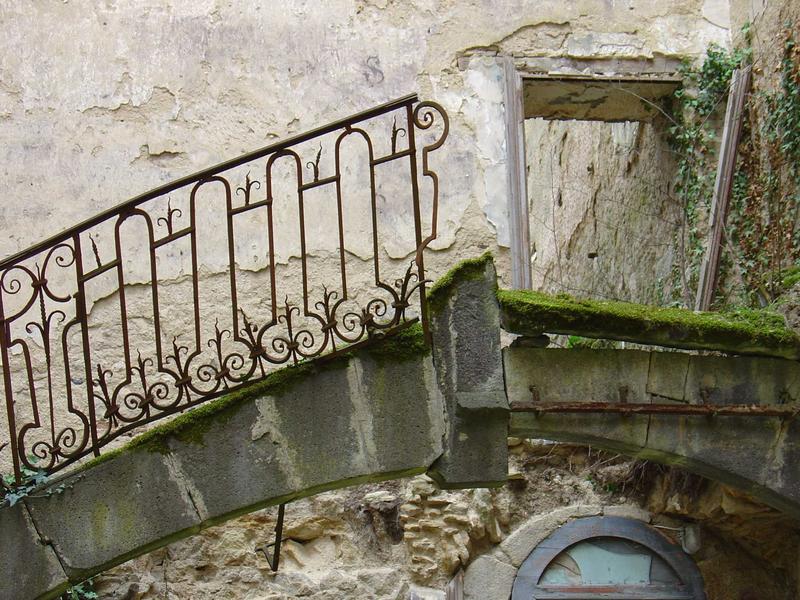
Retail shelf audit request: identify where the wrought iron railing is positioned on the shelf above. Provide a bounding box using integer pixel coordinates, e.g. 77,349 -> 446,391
0,94 -> 448,482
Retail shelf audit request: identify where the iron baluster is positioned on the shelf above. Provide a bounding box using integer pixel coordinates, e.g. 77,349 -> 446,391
0,95 -> 448,478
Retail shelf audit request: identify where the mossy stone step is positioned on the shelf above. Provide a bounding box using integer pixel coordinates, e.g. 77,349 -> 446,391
497,288 -> 800,360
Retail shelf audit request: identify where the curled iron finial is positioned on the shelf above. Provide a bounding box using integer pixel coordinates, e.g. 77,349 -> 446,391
412,101 -> 449,147
88,234 -> 102,269
412,101 -> 450,263
391,116 -> 406,153
236,172 -> 261,206
157,198 -> 182,235
305,143 -> 323,182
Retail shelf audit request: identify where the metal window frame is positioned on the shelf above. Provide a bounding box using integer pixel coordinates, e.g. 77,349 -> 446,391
511,516 -> 706,600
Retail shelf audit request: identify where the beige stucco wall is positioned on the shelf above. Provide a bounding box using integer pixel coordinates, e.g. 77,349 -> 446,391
0,0 -> 733,477
5,2 -> 786,599
1,0 -> 730,264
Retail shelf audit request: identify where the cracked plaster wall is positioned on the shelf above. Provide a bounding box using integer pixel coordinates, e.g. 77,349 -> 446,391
0,1 -> 732,478
0,1 -> 737,597
1,0 -> 729,265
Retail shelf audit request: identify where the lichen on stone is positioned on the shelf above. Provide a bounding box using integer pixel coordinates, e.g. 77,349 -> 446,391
498,288 -> 800,360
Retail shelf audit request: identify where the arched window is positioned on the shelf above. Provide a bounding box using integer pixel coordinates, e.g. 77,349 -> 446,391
512,516 -> 706,599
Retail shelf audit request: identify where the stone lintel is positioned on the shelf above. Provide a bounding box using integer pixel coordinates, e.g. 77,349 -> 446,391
523,76 -> 679,121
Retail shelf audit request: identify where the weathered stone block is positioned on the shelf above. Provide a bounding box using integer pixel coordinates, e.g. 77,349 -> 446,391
603,504 -> 651,522
498,504 -> 602,567
505,347 -> 651,404
427,256 -> 509,489
0,503 -> 67,600
510,411 -> 650,455
456,390 -> 507,411
163,354 -> 444,524
25,449 -> 202,581
683,354 -> 800,405
647,351 -> 690,401
354,355 -> 445,475
429,407 -> 509,489
506,347 -> 651,451
643,414 -> 780,495
463,555 -> 517,600
156,399 -> 295,523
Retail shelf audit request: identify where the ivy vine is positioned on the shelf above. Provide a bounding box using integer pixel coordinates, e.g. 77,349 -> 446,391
727,23 -> 800,305
668,22 -> 800,308
61,580 -> 98,600
1,460 -> 94,599
667,40 -> 751,307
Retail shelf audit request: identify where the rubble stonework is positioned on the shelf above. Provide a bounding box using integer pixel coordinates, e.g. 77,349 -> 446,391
93,441 -> 799,599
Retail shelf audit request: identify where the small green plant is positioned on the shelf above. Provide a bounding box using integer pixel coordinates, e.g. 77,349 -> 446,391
1,457 -> 49,506
61,579 -> 98,600
566,335 -> 620,350
1,461 -> 94,598
1,456 -> 78,507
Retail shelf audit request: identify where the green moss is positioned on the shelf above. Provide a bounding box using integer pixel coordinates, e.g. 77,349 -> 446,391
76,325 -> 430,473
426,251 -> 494,314
365,322 -> 429,363
566,335 -> 621,350
498,288 -> 800,359
781,265 -> 800,290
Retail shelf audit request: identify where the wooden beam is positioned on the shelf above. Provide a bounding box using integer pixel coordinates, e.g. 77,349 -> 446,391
502,56 -> 533,289
446,570 -> 464,600
695,66 -> 752,311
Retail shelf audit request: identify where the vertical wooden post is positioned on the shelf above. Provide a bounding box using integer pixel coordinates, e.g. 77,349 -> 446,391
502,57 -> 533,289
446,570 -> 464,600
695,66 -> 751,311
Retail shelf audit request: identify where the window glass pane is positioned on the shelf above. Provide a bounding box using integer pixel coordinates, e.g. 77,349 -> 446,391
540,537 -> 681,586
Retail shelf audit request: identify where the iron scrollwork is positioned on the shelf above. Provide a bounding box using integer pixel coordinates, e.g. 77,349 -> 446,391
0,94 -> 449,482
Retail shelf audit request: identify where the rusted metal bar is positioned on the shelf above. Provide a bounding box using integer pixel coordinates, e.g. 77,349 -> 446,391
255,503 -> 286,572
0,95 -> 449,482
511,401 -> 799,417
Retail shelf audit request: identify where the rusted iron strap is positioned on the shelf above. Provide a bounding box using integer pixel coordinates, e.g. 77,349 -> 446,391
510,401 -> 799,417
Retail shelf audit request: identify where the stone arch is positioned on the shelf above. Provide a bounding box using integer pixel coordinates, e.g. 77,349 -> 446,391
5,346 -> 447,600
462,505 -> 706,599
505,346 -> 800,519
